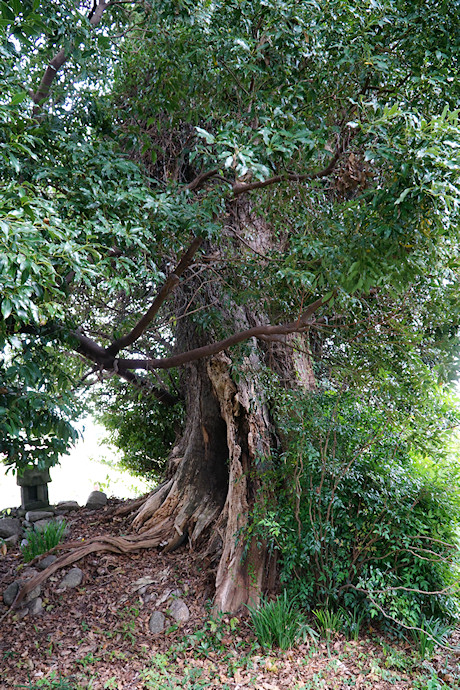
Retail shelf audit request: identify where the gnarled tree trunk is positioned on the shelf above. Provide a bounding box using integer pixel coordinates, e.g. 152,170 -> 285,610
123,206 -> 316,612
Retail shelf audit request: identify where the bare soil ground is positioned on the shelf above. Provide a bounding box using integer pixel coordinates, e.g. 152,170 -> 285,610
1,500 -> 459,689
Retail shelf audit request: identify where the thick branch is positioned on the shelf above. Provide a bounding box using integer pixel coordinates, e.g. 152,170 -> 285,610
116,295 -> 326,371
187,169 -> 221,192
32,1 -> 110,110
72,331 -> 179,404
106,237 -> 203,356
231,151 -> 341,196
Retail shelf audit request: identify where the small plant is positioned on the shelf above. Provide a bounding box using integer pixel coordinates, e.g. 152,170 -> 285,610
340,607 -> 365,641
141,654 -> 208,689
14,672 -> 76,689
313,607 -> 344,642
21,520 -> 66,562
411,617 -> 453,660
115,605 -> 140,645
171,609 -> 242,660
248,592 -> 316,651
413,670 -> 452,689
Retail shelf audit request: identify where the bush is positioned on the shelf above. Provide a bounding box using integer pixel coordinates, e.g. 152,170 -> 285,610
21,519 -> 66,562
266,391 -> 460,629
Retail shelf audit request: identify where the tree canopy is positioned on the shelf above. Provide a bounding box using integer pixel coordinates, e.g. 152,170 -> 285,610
2,0 -> 460,472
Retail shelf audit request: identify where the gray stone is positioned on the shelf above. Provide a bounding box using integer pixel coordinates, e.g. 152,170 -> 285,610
149,610 -> 165,634
59,567 -> 83,589
25,584 -> 41,602
17,468 -> 51,511
37,554 -> 57,570
55,501 -> 79,513
25,510 -> 55,523
169,598 -> 190,624
0,517 -> 22,539
28,597 -> 43,616
3,535 -> 18,550
17,468 -> 51,487
3,581 -> 20,606
33,519 -> 53,532
86,491 -> 107,509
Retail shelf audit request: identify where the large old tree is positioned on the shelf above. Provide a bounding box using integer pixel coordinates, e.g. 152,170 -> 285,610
1,0 -> 460,611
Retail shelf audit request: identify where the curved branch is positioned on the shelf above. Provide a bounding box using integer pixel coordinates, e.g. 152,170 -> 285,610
32,1 -> 111,110
187,168 -> 221,192
231,151 -> 341,196
117,295 -> 327,372
106,237 -> 203,356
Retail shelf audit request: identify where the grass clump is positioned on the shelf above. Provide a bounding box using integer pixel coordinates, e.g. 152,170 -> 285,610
247,592 -> 316,651
313,607 -> 344,642
411,617 -> 453,660
21,519 -> 66,562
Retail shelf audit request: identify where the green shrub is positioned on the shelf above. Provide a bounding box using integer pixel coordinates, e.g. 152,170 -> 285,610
92,378 -> 184,480
265,391 -> 460,630
21,520 -> 66,562
247,592 -> 317,650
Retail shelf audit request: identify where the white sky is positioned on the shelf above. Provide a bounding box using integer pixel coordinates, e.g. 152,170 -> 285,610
0,418 -> 153,511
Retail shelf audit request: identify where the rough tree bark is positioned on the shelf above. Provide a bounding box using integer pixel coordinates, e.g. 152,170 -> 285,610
112,201 -> 317,612
11,201 -> 319,614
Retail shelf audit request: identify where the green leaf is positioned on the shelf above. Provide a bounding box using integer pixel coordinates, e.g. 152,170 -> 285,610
395,188 -> 412,205
1,298 -> 12,319
195,127 -> 215,144
9,91 -> 28,105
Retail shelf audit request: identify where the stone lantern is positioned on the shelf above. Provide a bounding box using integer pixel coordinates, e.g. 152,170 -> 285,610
16,467 -> 51,511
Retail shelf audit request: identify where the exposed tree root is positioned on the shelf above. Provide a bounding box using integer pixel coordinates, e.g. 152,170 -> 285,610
11,532 -> 165,611
10,477 -> 223,613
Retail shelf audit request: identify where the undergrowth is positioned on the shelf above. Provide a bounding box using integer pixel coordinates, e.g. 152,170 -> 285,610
250,389 -> 460,634
21,519 -> 66,562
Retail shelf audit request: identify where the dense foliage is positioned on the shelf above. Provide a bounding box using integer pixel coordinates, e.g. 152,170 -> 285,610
261,390 -> 460,628
92,381 -> 184,480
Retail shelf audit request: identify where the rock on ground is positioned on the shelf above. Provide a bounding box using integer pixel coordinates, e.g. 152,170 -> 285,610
169,598 -> 190,624
86,491 -> 108,509
25,511 -> 55,523
37,555 -> 58,570
149,610 -> 166,634
0,518 -> 22,539
3,581 -> 19,606
59,567 -> 83,589
55,501 -> 80,514
28,597 -> 43,616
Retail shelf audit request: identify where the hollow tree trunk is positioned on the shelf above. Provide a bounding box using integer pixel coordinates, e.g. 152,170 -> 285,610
126,204 -> 316,613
